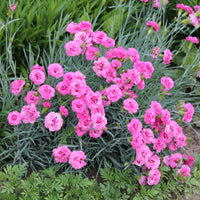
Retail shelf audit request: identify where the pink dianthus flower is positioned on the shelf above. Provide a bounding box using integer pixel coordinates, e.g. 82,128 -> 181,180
7,111 -> 21,125
161,76 -> 174,91
186,36 -> 199,44
45,112 -> 63,132
163,49 -> 173,65
146,21 -> 159,32
56,81 -> 70,95
11,80 -> 26,96
21,104 -> 40,124
69,150 -> 87,169
182,103 -> 194,123
123,98 -> 139,114
9,4 -> 16,11
53,146 -> 71,163
128,118 -> 142,135
189,14 -> 199,27
64,41 -> 82,57
106,84 -> 123,102
29,69 -> 46,85
38,84 -> 55,100
85,47 -> 99,61
48,63 -> 63,79
24,91 -> 40,105
177,165 -> 191,179
147,169 -> 161,185
59,106 -> 69,117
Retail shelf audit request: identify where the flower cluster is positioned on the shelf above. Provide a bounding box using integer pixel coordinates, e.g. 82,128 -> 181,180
186,36 -> 199,44
7,20 -> 195,183
53,146 -> 87,169
176,3 -> 200,28
163,153 -> 193,180
128,99 -> 194,185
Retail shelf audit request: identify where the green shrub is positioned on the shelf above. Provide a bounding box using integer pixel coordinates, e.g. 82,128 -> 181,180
0,162 -> 200,200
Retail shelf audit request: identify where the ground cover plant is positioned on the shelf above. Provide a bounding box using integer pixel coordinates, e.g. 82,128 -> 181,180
0,0 -> 200,199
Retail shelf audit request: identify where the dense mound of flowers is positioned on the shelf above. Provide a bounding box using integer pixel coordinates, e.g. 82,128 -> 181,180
8,19 -> 195,185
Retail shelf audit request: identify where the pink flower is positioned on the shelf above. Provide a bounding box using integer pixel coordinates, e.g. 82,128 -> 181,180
11,80 -> 26,96
29,69 -> 46,85
53,146 -> 71,163
134,144 -> 152,166
79,21 -> 92,31
186,36 -> 199,44
7,111 -> 21,125
101,36 -> 115,48
66,22 -> 81,34
176,4 -> 194,14
45,112 -> 63,132
115,47 -> 128,60
163,49 -> 173,65
168,140 -> 177,151
85,91 -> 102,110
177,165 -> 191,179
147,169 -> 161,185
91,113 -> 107,130
93,57 -> 111,77
170,153 -> 182,168
43,101 -> 51,108
85,47 -> 99,61
128,118 -> 142,135
153,137 -> 166,153
151,47 -> 160,60
64,41 -> 82,56
111,59 -> 122,68
150,101 -> 162,116
146,21 -> 159,32
189,14 -> 199,27
69,151 -> 87,169
142,128 -> 155,144
123,98 -> 139,114
185,156 -> 194,167
128,48 -> 140,63
131,132 -> 144,150
70,79 -> 87,98
93,31 -> 107,44
48,63 -> 63,78
106,85 -> 123,102
182,103 -> 194,123
163,155 -> 170,166
59,106 -> 68,117
71,99 -> 87,113
74,31 -> 92,47
161,109 -> 171,124
21,104 -> 40,124
153,0 -> 169,9
31,64 -> 45,71
194,5 -> 200,12
38,85 -> 55,100
9,4 -> 16,11
174,132 -> 187,148
24,91 -> 40,105
161,76 -> 174,91
139,176 -> 147,185
145,153 -> 160,169
75,124 -> 88,137
56,81 -> 70,95
140,0 -> 148,2
144,108 -> 156,125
